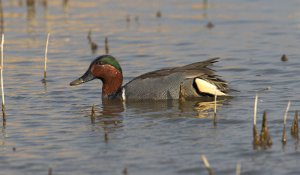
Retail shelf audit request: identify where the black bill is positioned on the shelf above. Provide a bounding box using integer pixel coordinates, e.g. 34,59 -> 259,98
70,70 -> 95,86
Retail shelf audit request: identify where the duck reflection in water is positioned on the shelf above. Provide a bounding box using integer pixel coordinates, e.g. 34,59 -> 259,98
92,99 -> 124,128
93,97 -> 228,124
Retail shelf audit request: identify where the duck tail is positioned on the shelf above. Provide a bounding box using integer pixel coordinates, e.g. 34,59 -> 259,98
194,76 -> 228,96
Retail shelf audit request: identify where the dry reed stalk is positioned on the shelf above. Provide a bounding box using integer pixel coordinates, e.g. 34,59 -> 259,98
236,161 -> 241,175
91,104 -> 96,123
48,167 -> 52,175
200,155 -> 215,175
43,33 -> 50,81
282,125 -> 286,144
253,94 -> 258,126
213,92 -> 217,126
87,30 -> 92,43
87,30 -> 98,52
26,0 -> 35,6
253,94 -> 259,145
122,167 -> 128,175
179,83 -> 185,101
259,111 -> 272,147
291,110 -> 298,138
214,92 -> 217,115
0,0 -> 4,34
105,37 -> 109,54
156,10 -> 161,18
281,54 -> 288,62
0,33 -> 5,122
104,130 -> 108,143
282,101 -> 291,144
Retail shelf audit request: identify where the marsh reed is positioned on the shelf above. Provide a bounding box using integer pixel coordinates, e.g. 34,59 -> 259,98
253,94 -> 259,145
282,101 -> 291,144
213,93 -> 217,125
252,94 -> 272,148
91,104 -> 96,123
259,111 -> 272,147
105,37 -> 109,54
87,30 -> 98,53
291,110 -> 299,138
201,155 -> 215,175
236,161 -> 241,175
48,167 -> 52,175
0,33 -> 5,122
43,33 -> 50,82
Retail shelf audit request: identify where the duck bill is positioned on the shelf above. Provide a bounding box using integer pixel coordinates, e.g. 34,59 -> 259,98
70,70 -> 95,86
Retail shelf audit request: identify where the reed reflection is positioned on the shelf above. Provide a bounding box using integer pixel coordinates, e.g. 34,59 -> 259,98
180,97 -> 227,119
0,0 -> 4,34
26,0 -> 36,34
26,0 -> 35,21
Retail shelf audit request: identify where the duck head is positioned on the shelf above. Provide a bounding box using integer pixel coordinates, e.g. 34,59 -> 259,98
70,55 -> 123,99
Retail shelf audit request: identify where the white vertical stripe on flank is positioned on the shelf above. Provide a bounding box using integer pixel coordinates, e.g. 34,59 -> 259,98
122,88 -> 126,101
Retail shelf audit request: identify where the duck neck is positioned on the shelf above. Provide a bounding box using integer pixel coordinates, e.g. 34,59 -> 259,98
101,71 -> 123,99
91,64 -> 123,99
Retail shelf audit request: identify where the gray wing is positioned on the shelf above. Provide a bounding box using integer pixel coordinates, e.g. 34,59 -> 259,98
124,71 -> 203,100
123,58 -> 228,100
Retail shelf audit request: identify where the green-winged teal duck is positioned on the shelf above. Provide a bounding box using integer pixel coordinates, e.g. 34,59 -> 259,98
70,55 -> 229,100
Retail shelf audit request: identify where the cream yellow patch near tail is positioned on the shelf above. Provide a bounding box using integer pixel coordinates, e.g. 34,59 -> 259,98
195,78 -> 227,96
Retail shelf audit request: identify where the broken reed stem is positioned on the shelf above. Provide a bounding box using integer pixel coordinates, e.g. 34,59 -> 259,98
104,131 -> 108,143
213,92 -> 217,126
44,33 -> 50,80
105,37 -> 109,54
259,111 -> 272,147
48,167 -> 52,175
253,93 -> 258,126
214,93 -> 217,115
253,94 -> 259,145
0,33 -> 5,122
291,110 -> 298,138
122,167 -> 128,175
282,125 -> 286,144
179,83 -> 185,102
253,124 -> 259,147
87,30 -> 92,43
284,101 -> 291,126
282,101 -> 291,144
236,161 -> 241,175
91,104 -> 96,123
87,30 -> 98,53
201,155 -> 215,175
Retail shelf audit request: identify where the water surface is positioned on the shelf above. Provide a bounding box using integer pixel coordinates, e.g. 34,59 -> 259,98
1,0 -> 300,174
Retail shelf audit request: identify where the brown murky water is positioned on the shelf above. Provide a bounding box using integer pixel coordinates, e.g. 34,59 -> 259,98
1,0 -> 300,174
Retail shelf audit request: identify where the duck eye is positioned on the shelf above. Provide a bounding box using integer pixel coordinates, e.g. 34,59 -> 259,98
96,61 -> 104,65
